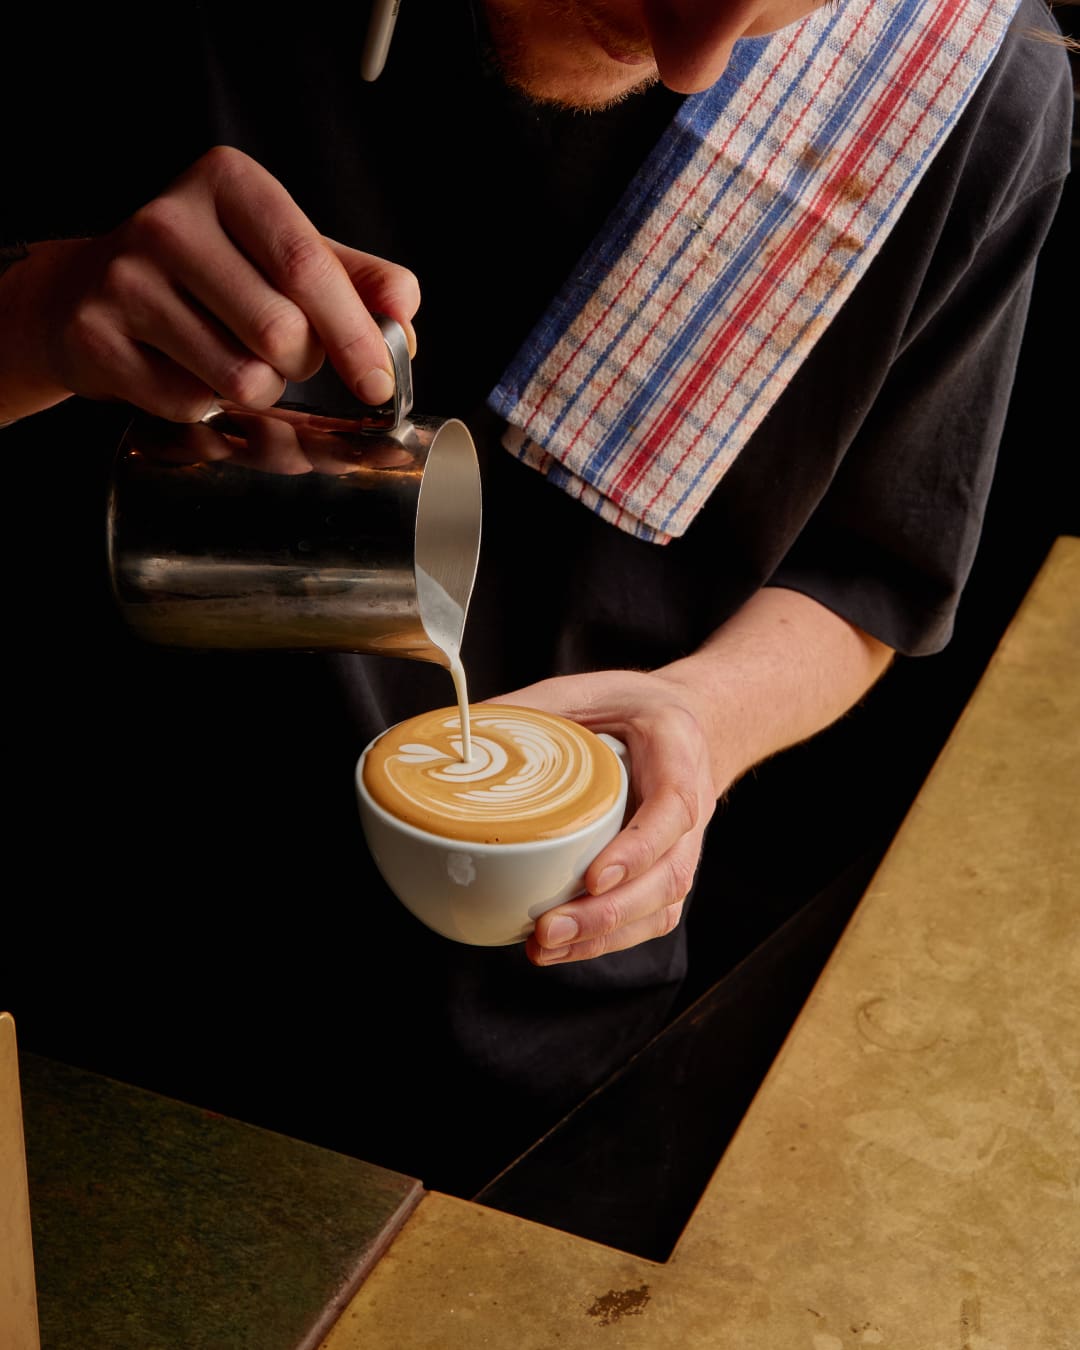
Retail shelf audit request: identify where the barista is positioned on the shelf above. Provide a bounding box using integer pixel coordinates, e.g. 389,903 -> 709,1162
0,1 -> 1072,1193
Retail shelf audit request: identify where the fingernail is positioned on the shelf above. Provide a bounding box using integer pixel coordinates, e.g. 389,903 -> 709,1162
594,865 -> 626,895
536,946 -> 571,965
357,366 -> 395,406
546,915 -> 578,946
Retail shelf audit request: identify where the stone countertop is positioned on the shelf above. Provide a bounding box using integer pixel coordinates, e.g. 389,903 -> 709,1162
20,1054 -> 422,1350
317,536 -> 1080,1349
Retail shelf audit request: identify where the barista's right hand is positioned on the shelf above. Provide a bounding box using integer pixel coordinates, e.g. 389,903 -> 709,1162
0,145 -> 420,426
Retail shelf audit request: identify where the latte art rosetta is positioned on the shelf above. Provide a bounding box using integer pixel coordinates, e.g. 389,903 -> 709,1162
363,705 -> 623,843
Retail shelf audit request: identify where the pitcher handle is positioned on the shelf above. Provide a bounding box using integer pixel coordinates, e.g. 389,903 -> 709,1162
361,313 -> 415,433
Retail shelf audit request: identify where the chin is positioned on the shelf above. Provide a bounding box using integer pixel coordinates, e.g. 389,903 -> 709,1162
507,60 -> 658,111
483,5 -> 658,111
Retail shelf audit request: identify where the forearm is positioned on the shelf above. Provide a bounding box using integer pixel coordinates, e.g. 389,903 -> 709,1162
657,585 -> 894,796
0,241 -> 76,425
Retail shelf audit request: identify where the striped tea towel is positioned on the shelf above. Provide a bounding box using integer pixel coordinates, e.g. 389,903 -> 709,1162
489,0 -> 1022,544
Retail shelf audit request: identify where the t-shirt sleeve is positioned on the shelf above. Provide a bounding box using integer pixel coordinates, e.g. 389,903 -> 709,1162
767,10 -> 1074,657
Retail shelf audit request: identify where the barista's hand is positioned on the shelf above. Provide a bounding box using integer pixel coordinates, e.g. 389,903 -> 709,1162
0,145 -> 420,425
491,588 -> 895,966
486,670 -> 722,966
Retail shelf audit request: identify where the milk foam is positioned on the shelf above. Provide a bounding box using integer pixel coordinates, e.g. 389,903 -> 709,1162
363,705 -> 623,844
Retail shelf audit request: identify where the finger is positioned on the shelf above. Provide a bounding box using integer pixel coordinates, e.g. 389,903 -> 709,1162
198,149 -> 396,402
148,304 -> 289,411
488,677 -> 713,887
528,889 -> 688,966
483,677 -> 604,720
67,237 -> 291,411
120,180 -> 325,388
326,241 -> 421,357
530,826 -> 702,958
61,310 -> 218,422
585,775 -> 703,894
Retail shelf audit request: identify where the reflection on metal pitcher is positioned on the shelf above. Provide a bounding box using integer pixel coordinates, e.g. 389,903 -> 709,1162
105,318 -> 481,667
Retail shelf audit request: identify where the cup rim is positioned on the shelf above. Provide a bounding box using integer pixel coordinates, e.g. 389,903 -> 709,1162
355,744 -> 628,854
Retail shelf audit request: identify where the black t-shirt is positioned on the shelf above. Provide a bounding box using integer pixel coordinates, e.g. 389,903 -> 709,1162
2,0 -> 1072,1192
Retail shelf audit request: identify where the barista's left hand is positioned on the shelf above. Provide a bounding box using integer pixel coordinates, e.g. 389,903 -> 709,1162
491,587 -> 894,966
486,668 -> 720,966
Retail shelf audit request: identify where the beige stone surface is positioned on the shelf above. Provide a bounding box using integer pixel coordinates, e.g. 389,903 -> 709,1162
321,538 -> 1080,1350
0,1012 -> 41,1350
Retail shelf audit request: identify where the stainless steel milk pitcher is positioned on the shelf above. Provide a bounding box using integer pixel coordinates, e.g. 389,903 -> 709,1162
106,317 -> 482,667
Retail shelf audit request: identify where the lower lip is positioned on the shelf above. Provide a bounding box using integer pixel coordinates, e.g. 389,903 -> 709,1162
581,11 -> 652,66
606,46 -> 651,66
594,35 -> 652,66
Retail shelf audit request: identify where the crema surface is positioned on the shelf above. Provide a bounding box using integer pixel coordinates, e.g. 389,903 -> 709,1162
363,705 -> 623,843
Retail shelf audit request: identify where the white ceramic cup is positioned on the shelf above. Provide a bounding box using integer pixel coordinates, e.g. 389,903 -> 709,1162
355,730 -> 629,947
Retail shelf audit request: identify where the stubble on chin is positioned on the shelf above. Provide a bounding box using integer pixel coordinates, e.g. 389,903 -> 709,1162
480,1 -> 659,112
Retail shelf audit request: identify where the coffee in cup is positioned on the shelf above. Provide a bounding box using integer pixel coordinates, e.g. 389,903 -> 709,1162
356,705 -> 629,945
362,704 -> 623,842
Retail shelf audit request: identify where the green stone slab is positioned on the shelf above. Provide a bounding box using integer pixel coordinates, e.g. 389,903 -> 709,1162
20,1053 -> 423,1350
